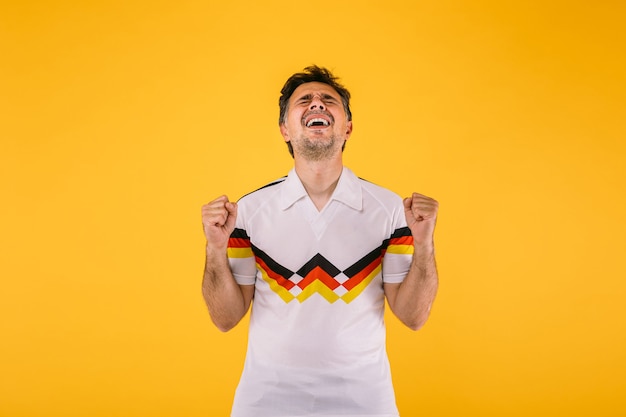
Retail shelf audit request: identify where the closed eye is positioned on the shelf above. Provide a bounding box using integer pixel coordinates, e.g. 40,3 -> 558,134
296,94 -> 313,105
320,94 -> 339,104
294,93 -> 340,106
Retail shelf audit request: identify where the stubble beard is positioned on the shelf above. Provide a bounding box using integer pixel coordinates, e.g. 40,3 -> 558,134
292,132 -> 341,161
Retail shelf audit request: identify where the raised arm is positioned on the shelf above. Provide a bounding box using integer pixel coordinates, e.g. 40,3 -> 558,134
384,193 -> 439,331
201,195 -> 254,332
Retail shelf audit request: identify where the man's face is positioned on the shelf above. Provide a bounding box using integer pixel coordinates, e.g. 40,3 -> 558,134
280,82 -> 353,161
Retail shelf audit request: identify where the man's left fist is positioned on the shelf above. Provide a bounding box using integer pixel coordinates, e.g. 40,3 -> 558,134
403,192 -> 438,247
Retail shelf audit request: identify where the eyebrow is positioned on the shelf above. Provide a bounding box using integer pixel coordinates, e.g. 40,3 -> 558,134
295,93 -> 339,103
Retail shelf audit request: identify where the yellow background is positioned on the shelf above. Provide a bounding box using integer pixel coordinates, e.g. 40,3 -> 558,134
1,1 -> 625,416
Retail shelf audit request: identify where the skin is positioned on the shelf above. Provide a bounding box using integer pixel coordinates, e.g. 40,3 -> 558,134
202,81 -> 438,331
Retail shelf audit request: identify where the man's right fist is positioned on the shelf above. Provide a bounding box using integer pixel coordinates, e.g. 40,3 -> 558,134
202,195 -> 238,251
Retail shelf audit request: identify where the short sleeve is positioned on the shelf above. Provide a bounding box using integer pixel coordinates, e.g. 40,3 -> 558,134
227,228 -> 257,285
381,226 -> 414,284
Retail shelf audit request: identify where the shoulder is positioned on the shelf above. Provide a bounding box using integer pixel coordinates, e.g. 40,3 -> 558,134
235,176 -> 286,219
240,176 -> 285,200
357,176 -> 404,208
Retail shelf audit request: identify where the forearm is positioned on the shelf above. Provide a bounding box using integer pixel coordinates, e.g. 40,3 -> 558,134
202,247 -> 249,332
389,243 -> 438,331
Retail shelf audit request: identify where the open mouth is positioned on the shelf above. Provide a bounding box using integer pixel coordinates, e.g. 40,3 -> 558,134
305,118 -> 330,128
303,112 -> 333,129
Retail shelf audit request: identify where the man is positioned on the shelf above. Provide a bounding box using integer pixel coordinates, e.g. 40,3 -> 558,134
202,66 -> 438,416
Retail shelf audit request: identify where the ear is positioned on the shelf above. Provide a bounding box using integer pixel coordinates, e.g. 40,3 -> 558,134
345,121 -> 353,139
280,123 -> 290,142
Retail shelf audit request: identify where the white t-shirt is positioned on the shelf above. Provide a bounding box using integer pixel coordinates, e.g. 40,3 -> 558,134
227,167 -> 414,417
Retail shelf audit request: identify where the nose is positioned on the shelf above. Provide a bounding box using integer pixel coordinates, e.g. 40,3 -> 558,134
310,96 -> 325,111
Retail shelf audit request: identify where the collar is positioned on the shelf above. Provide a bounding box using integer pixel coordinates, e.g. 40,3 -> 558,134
279,166 -> 363,211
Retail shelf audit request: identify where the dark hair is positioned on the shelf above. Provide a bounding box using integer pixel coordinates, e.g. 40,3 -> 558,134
278,65 -> 352,125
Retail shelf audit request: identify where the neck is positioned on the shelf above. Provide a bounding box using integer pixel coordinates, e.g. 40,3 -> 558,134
294,156 -> 343,211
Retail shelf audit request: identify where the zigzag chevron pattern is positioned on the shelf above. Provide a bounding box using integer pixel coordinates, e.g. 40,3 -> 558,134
228,228 -> 414,304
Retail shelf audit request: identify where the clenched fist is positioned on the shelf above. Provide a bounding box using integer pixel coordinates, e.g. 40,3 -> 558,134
202,195 -> 238,252
403,192 -> 438,247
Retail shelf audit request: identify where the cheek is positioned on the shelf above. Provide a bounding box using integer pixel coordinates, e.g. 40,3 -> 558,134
287,111 -> 302,125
